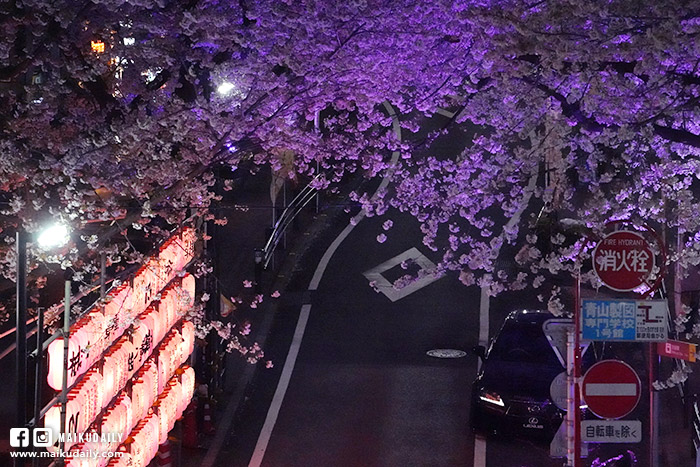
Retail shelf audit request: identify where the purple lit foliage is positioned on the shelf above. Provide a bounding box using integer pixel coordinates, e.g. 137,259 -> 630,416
0,0 -> 698,323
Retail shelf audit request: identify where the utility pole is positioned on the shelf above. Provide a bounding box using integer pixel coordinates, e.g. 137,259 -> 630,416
16,230 -> 27,467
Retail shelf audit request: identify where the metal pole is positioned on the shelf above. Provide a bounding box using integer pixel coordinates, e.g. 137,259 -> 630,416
282,181 -> 287,250
573,266 -> 582,467
16,230 -> 27,467
566,328 -> 575,467
58,279 -> 70,465
314,110 -> 321,214
649,344 -> 659,467
100,251 -> 106,309
32,308 -> 43,467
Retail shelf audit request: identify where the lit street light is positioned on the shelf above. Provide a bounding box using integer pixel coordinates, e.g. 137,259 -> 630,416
36,223 -> 70,250
216,81 -> 235,96
15,222 -> 70,467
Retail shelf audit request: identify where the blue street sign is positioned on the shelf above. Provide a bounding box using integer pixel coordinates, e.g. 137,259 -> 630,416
581,299 -> 667,341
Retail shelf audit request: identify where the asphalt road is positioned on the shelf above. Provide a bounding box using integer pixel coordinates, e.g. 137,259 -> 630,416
217,204 -> 570,467
210,110 -> 568,467
202,110 -> 685,467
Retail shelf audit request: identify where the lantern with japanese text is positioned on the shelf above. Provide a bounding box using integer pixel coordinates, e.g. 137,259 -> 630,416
45,392 -> 85,452
108,446 -> 132,467
130,362 -> 158,423
130,415 -> 160,467
178,366 -> 195,418
42,228 -> 198,467
102,338 -> 133,399
47,326 -> 88,391
128,321 -> 152,377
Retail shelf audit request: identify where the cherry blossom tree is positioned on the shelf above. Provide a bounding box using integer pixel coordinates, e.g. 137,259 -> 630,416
1,0 -> 700,327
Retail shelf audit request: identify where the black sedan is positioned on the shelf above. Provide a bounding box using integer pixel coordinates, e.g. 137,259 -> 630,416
470,310 -> 591,442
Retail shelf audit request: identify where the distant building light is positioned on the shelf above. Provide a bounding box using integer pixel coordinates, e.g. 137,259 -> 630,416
217,82 -> 235,96
123,37 -> 135,46
91,40 -> 105,53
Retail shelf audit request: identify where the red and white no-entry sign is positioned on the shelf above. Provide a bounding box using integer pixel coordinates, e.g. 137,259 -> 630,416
582,360 -> 641,419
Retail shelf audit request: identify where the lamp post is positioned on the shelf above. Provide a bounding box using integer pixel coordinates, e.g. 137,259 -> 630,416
14,223 -> 70,467
31,307 -> 43,467
15,230 -> 27,467
36,223 -> 70,466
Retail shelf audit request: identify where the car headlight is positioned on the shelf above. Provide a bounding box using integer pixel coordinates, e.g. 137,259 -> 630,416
479,389 -> 505,407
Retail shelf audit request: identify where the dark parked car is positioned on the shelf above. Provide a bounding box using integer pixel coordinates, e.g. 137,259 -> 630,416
470,309 -> 592,441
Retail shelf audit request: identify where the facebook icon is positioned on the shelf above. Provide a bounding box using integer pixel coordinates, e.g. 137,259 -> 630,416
10,428 -> 30,447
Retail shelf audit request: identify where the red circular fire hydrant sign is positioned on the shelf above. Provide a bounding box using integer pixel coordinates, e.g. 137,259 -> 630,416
592,230 -> 655,292
582,360 -> 641,419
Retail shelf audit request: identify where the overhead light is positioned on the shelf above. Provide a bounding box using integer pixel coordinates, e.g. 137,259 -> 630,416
37,224 -> 70,250
217,82 -> 235,96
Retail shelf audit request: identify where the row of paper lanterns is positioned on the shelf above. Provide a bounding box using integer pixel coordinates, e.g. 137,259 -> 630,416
64,365 -> 195,467
47,274 -> 195,391
46,227 -> 196,390
45,321 -> 195,452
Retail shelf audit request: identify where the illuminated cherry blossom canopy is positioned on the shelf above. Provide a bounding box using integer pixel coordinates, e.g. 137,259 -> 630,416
1,0 -> 699,316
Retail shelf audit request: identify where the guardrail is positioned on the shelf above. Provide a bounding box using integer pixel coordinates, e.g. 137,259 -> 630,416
261,174 -> 321,269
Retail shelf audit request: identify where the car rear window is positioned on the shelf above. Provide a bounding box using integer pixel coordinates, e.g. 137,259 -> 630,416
489,321 -> 562,367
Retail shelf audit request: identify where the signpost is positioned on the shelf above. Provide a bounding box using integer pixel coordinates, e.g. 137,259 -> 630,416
592,230 -> 655,292
658,340 -> 697,362
582,360 -> 641,420
579,227 -> 666,467
581,299 -> 667,341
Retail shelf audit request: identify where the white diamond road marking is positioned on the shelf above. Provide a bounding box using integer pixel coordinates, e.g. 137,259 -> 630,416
362,247 -> 442,302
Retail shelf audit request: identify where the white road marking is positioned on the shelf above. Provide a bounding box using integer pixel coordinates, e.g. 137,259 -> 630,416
585,383 -> 637,396
249,304 -> 311,467
474,435 -> 487,467
472,168 -> 539,467
478,286 -> 489,350
249,102 -> 402,467
436,107 -> 456,118
362,247 -> 442,302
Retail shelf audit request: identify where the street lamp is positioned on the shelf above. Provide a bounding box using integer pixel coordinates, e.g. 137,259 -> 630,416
38,223 -> 71,466
36,224 -> 70,250
15,222 -> 70,467
216,81 -> 235,96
